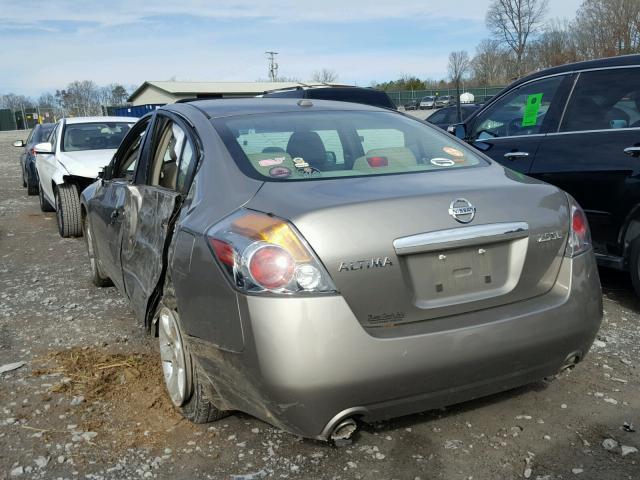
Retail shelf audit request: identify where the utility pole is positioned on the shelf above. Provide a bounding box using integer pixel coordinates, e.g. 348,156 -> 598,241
265,51 -> 279,82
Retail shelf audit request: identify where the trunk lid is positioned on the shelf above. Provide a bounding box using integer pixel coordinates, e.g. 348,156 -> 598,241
246,165 -> 569,327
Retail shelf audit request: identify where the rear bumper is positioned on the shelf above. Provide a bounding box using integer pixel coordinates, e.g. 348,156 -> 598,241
191,251 -> 602,440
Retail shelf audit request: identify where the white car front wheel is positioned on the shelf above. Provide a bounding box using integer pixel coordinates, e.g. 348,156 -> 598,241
55,184 -> 82,238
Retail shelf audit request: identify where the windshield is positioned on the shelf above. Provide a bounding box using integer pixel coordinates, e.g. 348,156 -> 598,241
62,122 -> 133,152
213,111 -> 485,181
33,124 -> 54,143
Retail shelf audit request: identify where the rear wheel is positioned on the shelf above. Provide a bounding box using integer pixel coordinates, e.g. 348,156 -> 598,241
21,168 -> 27,188
629,236 -> 640,298
38,180 -> 55,212
55,184 -> 82,238
83,216 -> 112,287
158,307 -> 228,423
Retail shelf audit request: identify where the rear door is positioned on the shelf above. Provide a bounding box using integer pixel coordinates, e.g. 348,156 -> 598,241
529,67 -> 640,256
119,113 -> 198,324
89,117 -> 152,291
465,74 -> 570,174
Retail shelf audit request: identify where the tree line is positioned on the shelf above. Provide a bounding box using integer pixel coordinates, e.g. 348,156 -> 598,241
0,81 -> 130,118
377,0 -> 640,92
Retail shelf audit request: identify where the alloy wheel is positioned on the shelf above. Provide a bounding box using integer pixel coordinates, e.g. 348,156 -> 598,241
158,308 -> 189,406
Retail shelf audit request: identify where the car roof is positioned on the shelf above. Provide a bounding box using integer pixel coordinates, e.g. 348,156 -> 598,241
64,116 -> 138,124
512,54 -> 640,88
170,98 -> 387,119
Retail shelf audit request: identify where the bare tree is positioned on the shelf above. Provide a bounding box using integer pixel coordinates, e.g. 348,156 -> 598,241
574,0 -> 640,58
472,39 -> 513,85
0,93 -> 34,111
56,81 -> 101,117
448,50 -> 471,123
486,0 -> 548,76
529,19 -> 579,69
312,68 -> 338,83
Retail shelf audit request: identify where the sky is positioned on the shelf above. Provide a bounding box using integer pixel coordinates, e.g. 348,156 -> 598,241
0,0 -> 583,97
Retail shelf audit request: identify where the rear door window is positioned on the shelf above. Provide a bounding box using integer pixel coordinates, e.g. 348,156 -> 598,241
560,68 -> 640,132
471,76 -> 563,140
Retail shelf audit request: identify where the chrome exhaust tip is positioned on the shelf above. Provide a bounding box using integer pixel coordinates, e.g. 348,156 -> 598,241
560,351 -> 582,371
330,418 -> 358,444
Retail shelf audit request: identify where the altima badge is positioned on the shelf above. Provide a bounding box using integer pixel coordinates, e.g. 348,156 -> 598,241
448,198 -> 476,224
339,257 -> 393,272
538,231 -> 563,243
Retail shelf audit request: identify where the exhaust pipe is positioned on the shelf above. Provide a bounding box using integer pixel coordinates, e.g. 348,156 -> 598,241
560,351 -> 582,371
330,418 -> 358,444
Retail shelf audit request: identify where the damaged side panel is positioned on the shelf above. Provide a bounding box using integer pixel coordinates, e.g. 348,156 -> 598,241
120,184 -> 180,325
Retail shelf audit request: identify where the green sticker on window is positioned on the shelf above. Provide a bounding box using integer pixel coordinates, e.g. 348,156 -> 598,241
522,93 -> 543,127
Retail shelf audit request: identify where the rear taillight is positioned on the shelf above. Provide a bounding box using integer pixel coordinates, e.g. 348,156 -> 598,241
565,195 -> 591,257
30,147 -> 36,156
206,210 -> 337,294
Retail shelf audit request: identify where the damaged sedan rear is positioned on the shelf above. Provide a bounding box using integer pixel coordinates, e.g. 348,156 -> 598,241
80,98 -> 603,441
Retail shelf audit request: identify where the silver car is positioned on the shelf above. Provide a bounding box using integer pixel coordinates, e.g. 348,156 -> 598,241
81,99 -> 603,442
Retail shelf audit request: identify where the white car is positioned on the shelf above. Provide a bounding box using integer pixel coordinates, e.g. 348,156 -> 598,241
34,116 -> 137,238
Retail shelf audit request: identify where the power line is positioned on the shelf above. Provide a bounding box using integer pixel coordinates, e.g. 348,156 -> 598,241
265,51 -> 279,82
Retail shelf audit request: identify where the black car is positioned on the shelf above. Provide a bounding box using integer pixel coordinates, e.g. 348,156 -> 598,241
262,86 -> 396,110
13,123 -> 55,195
427,104 -> 481,129
404,99 -> 420,110
448,54 -> 640,295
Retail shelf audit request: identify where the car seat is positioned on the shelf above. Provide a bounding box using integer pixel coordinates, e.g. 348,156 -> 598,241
286,132 -> 327,169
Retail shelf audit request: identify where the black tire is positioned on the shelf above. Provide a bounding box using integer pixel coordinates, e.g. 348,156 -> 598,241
158,307 -> 228,424
181,360 -> 229,424
27,184 -> 38,196
38,181 -> 55,212
83,216 -> 112,287
21,168 -> 27,188
629,236 -> 640,298
55,184 -> 83,238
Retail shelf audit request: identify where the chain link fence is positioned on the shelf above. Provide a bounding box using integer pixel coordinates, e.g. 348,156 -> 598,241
0,106 -> 58,131
387,86 -> 506,107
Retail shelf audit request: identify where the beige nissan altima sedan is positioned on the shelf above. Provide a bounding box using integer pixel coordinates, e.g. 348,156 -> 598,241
80,98 -> 603,442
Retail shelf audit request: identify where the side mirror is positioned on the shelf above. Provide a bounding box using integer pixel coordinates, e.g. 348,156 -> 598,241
447,123 -> 467,140
100,165 -> 113,180
34,142 -> 53,154
13,140 -> 25,148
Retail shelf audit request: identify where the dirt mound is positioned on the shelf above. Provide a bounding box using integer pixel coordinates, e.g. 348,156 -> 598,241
34,346 -> 193,450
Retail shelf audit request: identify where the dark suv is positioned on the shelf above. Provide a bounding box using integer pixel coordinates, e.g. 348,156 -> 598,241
262,86 -> 396,110
449,54 -> 640,294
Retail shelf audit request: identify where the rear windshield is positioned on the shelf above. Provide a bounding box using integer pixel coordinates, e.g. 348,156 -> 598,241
213,111 -> 485,181
62,122 -> 132,152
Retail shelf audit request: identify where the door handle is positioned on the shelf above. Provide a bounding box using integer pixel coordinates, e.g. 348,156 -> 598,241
624,147 -> 640,157
503,151 -> 530,160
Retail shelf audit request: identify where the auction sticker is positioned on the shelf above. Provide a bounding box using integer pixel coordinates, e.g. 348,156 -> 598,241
269,166 -> 292,178
430,158 -> 455,167
443,146 -> 464,157
259,158 -> 283,167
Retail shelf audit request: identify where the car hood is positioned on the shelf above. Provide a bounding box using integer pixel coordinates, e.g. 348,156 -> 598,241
58,150 -> 116,179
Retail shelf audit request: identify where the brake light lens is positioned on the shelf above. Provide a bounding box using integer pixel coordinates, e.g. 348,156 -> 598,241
565,195 -> 591,257
206,210 -> 336,294
367,156 -> 388,167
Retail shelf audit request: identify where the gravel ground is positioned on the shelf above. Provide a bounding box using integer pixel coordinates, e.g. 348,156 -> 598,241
0,129 -> 638,480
